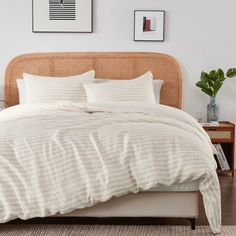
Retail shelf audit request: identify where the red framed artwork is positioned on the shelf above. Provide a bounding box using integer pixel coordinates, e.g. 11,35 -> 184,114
134,10 -> 165,42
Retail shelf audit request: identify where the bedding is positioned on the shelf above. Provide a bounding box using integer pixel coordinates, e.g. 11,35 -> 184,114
16,79 -> 25,104
0,102 -> 221,233
93,78 -> 164,104
153,80 -> 163,103
22,70 -> 95,104
148,181 -> 199,192
17,72 -> 163,104
83,72 -> 156,103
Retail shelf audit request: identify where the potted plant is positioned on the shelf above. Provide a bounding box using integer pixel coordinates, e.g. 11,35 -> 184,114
196,68 -> 236,122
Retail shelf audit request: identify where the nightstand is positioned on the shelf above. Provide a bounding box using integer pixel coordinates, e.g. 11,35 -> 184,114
203,121 -> 235,176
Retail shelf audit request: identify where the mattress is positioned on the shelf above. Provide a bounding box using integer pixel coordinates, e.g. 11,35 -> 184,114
64,183 -> 199,200
148,181 -> 199,192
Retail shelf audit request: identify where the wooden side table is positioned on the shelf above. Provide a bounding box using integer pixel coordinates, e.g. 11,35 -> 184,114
203,121 -> 235,176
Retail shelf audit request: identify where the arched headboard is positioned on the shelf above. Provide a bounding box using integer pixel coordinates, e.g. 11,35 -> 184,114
5,52 -> 182,108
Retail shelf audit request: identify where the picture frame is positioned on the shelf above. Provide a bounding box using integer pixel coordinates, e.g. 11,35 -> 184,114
134,10 -> 165,42
32,0 -> 93,33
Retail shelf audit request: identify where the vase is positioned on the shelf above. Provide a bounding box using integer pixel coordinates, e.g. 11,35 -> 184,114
207,96 -> 219,122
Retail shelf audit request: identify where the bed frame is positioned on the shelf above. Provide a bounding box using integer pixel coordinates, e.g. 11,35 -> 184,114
4,52 -> 198,229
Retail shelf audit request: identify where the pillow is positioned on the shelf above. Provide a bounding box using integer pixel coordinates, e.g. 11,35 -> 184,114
153,80 -> 163,103
83,71 -> 156,104
22,70 -> 95,104
92,78 -> 163,104
16,79 -> 26,104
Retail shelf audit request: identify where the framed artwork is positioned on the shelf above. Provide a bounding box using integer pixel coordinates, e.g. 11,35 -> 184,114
134,10 -> 165,42
32,0 -> 93,33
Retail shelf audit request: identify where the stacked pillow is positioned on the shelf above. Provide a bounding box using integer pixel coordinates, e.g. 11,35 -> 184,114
17,70 -> 95,104
84,72 -> 161,104
92,78 -> 163,104
17,71 -> 163,104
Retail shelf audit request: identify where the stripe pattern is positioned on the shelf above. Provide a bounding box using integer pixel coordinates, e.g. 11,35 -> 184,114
92,78 -> 164,104
0,102 -> 221,233
0,225 -> 234,236
83,72 -> 156,104
23,70 -> 95,104
49,0 -> 76,21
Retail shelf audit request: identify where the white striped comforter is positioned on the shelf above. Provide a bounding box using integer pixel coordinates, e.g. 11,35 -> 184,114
0,102 -> 221,233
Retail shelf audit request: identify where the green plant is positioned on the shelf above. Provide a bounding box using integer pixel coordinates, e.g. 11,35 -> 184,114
196,68 -> 236,97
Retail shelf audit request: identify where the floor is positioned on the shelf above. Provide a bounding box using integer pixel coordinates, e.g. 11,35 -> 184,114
1,225 -> 236,236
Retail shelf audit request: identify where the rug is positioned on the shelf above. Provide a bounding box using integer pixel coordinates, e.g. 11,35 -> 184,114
0,225 -> 235,236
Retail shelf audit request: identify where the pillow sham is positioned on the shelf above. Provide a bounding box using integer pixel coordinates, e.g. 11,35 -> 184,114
153,80 -> 163,104
16,79 -> 26,104
92,78 -> 163,104
83,71 -> 156,104
23,70 -> 95,104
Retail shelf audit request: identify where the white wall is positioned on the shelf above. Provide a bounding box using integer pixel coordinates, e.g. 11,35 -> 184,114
1,0 -> 236,163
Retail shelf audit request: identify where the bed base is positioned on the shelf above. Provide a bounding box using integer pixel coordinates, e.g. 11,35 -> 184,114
53,191 -> 199,230
9,192 -> 198,230
58,192 -> 199,217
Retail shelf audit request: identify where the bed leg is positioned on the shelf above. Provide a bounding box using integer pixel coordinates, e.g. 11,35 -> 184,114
188,218 -> 196,230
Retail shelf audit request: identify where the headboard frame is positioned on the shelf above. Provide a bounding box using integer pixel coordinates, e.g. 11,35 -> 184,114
5,52 -> 182,108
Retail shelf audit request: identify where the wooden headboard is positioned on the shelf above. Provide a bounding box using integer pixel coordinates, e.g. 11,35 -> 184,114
5,52 -> 182,108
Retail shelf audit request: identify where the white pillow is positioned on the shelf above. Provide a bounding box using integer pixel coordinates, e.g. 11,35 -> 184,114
22,70 -> 95,104
83,72 -> 156,104
153,80 -> 163,103
92,78 -> 163,104
16,79 -> 26,104
18,72 -> 163,104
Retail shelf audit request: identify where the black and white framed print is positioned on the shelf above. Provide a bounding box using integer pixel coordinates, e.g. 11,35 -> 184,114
134,10 -> 165,42
32,0 -> 93,33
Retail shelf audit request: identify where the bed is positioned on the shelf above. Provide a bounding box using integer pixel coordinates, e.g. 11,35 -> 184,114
1,52 -> 221,233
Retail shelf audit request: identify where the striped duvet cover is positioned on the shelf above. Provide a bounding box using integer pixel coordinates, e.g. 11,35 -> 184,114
0,102 -> 221,233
